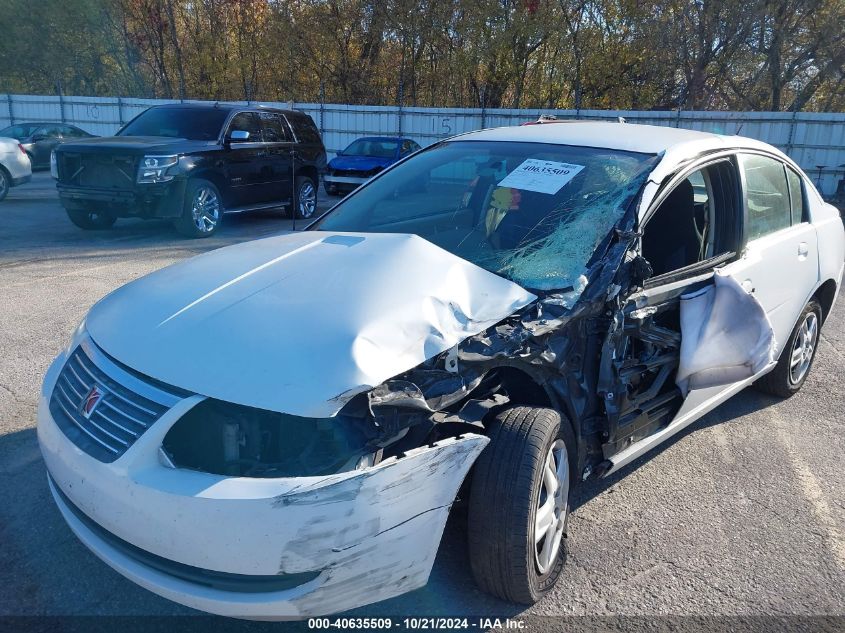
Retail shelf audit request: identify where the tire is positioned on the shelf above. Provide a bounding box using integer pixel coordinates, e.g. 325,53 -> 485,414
323,181 -> 338,197
0,167 -> 9,202
66,208 -> 117,230
468,406 -> 575,604
754,299 -> 822,398
294,176 -> 318,219
175,178 -> 222,238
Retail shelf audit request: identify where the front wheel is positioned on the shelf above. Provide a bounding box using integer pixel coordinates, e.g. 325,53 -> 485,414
66,208 -> 116,230
175,178 -> 222,238
294,176 -> 318,219
468,406 -> 575,604
754,299 -> 822,397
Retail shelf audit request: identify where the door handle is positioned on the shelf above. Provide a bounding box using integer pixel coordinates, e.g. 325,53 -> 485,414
741,279 -> 755,294
798,242 -> 809,259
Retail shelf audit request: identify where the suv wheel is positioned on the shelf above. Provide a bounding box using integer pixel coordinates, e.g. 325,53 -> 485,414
468,405 -> 575,604
0,167 -> 9,201
66,209 -> 117,230
295,176 -> 317,219
755,299 -> 822,397
175,179 -> 222,238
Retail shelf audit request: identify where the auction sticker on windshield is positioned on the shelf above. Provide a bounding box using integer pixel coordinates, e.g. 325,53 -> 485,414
497,159 -> 585,194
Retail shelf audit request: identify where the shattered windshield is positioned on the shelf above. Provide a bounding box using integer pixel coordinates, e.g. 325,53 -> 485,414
313,140 -> 656,292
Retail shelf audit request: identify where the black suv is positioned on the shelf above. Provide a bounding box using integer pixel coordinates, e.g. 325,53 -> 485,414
53,104 -> 327,237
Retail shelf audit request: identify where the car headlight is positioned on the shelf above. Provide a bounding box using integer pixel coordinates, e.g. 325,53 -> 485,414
161,398 -> 374,477
138,155 -> 178,183
50,150 -> 58,179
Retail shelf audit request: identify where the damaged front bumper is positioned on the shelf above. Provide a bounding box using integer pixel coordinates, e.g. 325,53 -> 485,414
37,353 -> 488,619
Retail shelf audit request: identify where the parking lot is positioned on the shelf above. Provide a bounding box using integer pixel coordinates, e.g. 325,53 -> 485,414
1,172 -> 843,623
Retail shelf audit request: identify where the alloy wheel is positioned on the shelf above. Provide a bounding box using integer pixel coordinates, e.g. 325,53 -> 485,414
298,181 -> 316,218
789,311 -> 818,385
191,186 -> 220,233
533,439 -> 569,575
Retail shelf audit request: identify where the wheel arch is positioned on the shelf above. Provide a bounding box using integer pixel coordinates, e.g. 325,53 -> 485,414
491,365 -> 582,475
187,171 -> 228,207
297,164 -> 319,186
812,278 -> 838,323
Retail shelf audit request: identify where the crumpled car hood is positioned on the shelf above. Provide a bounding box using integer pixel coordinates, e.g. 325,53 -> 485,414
86,231 -> 536,418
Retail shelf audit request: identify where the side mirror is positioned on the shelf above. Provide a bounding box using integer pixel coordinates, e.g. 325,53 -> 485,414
229,130 -> 250,142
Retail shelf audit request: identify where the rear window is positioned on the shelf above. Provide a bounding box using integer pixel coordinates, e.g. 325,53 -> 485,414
118,108 -> 229,141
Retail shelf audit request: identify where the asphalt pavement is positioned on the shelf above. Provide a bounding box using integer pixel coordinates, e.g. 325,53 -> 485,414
0,172 -> 843,626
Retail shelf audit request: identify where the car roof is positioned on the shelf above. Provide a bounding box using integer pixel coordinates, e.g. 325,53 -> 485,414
457,121 -> 780,158
2,121 -> 74,127
149,103 -> 299,115
457,120 -> 808,220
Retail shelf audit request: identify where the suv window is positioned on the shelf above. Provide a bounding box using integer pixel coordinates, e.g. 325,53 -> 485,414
642,161 -> 739,277
259,112 -> 292,143
741,154 -> 791,240
118,107 -> 228,140
227,112 -> 262,142
786,167 -> 805,224
286,115 -> 321,145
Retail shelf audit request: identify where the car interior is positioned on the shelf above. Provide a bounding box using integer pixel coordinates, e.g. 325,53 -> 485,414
641,160 -> 740,279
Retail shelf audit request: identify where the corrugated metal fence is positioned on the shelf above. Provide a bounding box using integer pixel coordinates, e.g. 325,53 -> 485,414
3,93 -> 844,196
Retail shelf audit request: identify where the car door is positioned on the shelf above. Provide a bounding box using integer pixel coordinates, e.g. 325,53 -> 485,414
258,112 -> 294,204
32,125 -> 63,168
719,153 -> 819,358
223,111 -> 272,208
598,157 -> 744,461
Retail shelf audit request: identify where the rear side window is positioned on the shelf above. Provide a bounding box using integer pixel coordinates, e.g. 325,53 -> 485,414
786,168 -> 805,224
286,115 -> 322,145
259,112 -> 292,142
741,154 -> 791,241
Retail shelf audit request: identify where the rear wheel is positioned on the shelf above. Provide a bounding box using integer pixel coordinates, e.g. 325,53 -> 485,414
66,208 -> 116,230
175,179 -> 222,238
754,299 -> 822,398
0,167 -> 9,201
294,176 -> 318,219
468,405 -> 575,604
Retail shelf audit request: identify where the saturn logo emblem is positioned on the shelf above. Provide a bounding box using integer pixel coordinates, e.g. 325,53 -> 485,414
81,385 -> 106,419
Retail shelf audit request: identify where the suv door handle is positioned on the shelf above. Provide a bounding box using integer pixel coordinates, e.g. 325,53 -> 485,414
798,242 -> 809,259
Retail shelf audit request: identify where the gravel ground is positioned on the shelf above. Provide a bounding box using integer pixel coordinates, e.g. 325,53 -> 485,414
0,172 -> 843,627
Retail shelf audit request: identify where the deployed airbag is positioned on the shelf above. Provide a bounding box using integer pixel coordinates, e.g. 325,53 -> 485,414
676,270 -> 775,393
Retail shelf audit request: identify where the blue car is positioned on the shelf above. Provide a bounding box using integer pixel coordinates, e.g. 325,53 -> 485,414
324,136 -> 421,196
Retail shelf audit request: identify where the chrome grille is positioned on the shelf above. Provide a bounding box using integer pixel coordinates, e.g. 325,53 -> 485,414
49,344 -> 179,462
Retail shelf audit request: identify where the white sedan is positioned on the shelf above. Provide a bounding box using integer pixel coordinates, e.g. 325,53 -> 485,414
38,122 -> 843,618
0,136 -> 32,201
